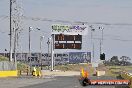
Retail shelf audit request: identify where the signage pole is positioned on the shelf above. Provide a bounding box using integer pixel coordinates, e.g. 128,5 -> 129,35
51,34 -> 54,71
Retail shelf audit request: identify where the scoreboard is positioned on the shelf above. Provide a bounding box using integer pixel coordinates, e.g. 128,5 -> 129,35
54,34 -> 82,49
55,34 -> 82,41
55,43 -> 81,49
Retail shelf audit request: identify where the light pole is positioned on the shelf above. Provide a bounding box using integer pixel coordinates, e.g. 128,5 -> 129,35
29,27 -> 33,67
89,25 -> 95,63
28,27 -> 40,67
99,26 -> 104,55
29,27 -> 32,65
40,36 -> 44,70
47,38 -> 51,70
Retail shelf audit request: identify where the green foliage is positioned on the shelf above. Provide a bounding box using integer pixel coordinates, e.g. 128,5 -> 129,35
120,56 -> 131,66
17,62 -> 29,72
0,55 -> 9,61
105,66 -> 132,77
104,56 -> 132,66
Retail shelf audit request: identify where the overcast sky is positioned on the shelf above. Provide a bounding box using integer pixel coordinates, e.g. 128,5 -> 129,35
0,0 -> 132,62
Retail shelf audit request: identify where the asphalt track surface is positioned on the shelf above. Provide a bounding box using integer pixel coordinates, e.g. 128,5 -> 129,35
20,76 -> 129,88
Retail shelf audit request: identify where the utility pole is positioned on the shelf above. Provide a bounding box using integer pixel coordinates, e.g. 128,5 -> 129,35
10,0 -> 13,62
99,26 -> 104,55
100,39 -> 101,55
47,38 -> 51,70
40,36 -> 44,70
29,27 -> 32,67
89,25 -> 95,63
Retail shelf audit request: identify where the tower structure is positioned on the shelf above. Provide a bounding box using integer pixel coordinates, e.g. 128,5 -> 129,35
10,0 -> 23,64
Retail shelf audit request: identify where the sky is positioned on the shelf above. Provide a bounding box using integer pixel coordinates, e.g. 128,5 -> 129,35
0,0 -> 132,62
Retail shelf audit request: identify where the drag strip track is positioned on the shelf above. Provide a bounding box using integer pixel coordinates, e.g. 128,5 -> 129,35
20,76 -> 129,88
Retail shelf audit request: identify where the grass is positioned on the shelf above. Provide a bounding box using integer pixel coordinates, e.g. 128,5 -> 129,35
54,63 -> 132,77
105,65 -> 132,77
54,63 -> 95,76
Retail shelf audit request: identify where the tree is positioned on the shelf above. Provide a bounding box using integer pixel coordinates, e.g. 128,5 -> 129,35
120,56 -> 131,66
110,56 -> 119,65
103,56 -> 119,66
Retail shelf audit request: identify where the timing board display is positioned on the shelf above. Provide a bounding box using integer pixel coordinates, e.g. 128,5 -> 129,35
55,34 -> 82,41
55,43 -> 82,49
54,34 -> 82,49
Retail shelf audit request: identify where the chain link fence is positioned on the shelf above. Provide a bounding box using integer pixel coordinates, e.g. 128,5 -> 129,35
0,61 -> 16,71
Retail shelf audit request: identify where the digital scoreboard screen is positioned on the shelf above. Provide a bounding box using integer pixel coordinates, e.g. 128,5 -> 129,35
55,43 -> 66,49
55,43 -> 82,49
54,34 -> 82,49
55,34 -> 82,41
66,43 -> 82,49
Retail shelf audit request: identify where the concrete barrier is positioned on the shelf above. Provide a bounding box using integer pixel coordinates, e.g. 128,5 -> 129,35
0,70 -> 18,77
96,71 -> 105,76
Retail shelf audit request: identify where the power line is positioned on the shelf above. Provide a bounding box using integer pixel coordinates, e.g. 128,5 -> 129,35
92,37 -> 132,42
0,30 -> 8,34
22,16 -> 132,26
1,15 -> 132,26
0,16 -> 8,21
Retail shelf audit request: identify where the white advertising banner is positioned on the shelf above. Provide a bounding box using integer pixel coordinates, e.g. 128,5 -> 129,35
51,24 -> 88,35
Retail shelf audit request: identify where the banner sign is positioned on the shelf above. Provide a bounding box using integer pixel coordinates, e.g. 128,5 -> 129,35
69,52 -> 91,63
52,24 -> 88,35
